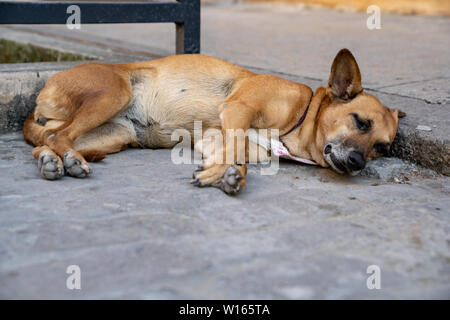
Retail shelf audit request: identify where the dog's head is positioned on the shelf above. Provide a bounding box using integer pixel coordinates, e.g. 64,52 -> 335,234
317,49 -> 404,175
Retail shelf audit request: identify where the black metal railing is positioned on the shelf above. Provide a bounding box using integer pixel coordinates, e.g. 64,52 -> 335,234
0,0 -> 200,54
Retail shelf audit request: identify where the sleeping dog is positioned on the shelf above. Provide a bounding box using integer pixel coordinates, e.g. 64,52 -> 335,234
23,49 -> 403,194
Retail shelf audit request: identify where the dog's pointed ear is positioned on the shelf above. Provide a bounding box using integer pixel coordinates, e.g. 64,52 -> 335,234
386,107 -> 406,127
397,110 -> 407,118
328,48 -> 363,100
387,107 -> 406,119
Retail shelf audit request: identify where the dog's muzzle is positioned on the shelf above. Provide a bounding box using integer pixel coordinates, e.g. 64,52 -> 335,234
323,143 -> 366,175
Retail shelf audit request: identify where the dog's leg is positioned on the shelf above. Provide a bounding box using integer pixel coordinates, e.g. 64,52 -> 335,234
26,117 -> 135,179
74,121 -> 137,162
192,101 -> 256,195
191,73 -> 312,194
23,113 -> 65,180
195,130 -> 270,167
43,90 -> 132,178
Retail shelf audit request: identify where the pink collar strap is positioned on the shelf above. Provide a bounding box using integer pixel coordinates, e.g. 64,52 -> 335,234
247,129 -> 317,166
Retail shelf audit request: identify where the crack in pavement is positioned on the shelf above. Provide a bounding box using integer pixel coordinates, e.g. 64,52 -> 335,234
374,76 -> 450,91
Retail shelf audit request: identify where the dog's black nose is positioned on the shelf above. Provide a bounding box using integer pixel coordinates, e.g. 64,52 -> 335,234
347,151 -> 366,171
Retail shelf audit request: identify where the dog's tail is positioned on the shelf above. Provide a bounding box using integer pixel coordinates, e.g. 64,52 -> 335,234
79,149 -> 106,162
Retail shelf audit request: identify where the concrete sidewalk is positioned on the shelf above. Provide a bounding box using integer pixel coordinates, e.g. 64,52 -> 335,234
0,132 -> 448,299
0,2 -> 449,299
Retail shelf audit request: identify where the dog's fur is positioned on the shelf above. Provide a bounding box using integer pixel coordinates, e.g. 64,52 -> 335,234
23,49 -> 402,194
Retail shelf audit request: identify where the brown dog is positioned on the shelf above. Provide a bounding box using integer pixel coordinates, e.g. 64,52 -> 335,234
23,49 -> 402,194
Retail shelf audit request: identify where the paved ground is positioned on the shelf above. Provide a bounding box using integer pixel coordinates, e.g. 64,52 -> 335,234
0,132 -> 449,299
0,2 -> 449,299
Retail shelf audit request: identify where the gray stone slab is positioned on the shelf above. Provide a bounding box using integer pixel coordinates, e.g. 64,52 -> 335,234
0,133 -> 449,299
0,70 -> 55,133
376,78 -> 450,105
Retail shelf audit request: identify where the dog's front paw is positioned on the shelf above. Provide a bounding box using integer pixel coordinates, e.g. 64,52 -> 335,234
38,151 -> 64,180
191,163 -> 246,195
215,165 -> 245,195
63,149 -> 91,178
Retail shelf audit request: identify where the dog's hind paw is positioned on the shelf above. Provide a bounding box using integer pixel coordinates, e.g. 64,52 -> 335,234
38,151 -> 64,180
63,150 -> 91,178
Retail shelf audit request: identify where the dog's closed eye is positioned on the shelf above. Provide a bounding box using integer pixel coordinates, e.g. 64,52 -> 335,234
351,113 -> 371,132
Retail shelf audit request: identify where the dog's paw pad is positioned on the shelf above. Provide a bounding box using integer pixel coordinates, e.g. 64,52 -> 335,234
38,152 -> 64,180
63,150 -> 91,178
214,165 -> 243,195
